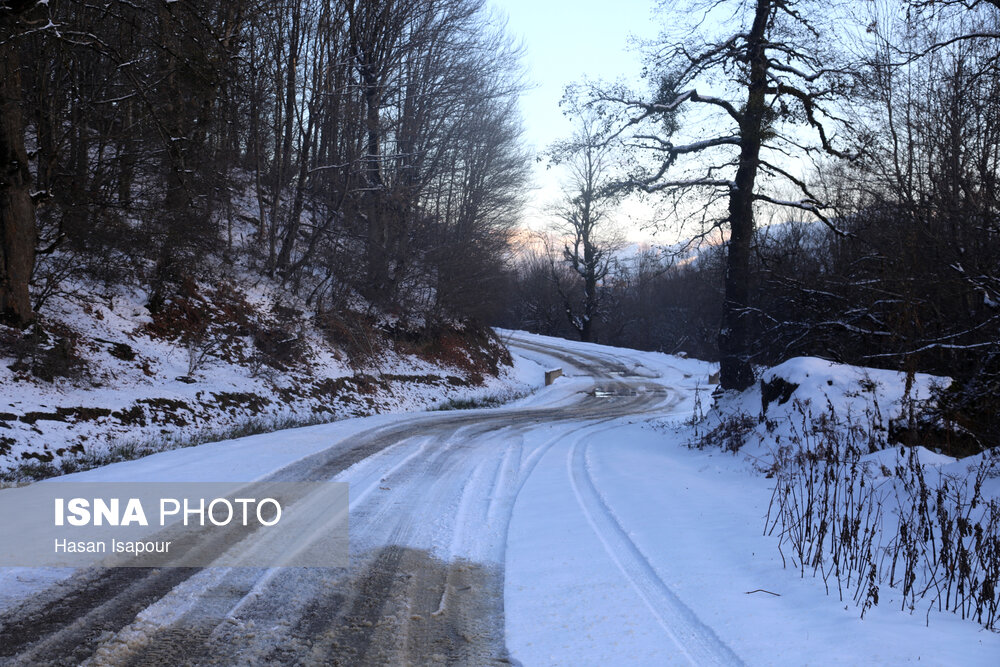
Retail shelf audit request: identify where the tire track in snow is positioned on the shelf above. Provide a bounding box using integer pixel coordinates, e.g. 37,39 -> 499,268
2,337 -> 689,665
567,431 -> 745,666
227,406 -> 653,665
100,431 -> 467,665
114,420 -> 509,664
73,435 -> 440,666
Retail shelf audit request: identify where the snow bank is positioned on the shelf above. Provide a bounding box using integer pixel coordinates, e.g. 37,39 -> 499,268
703,356 -> 950,462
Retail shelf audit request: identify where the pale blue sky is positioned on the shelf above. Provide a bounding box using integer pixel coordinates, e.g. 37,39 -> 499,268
489,0 -> 662,240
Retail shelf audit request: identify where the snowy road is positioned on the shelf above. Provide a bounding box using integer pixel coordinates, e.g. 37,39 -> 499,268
0,334 -> 734,665
3,334 -> 998,666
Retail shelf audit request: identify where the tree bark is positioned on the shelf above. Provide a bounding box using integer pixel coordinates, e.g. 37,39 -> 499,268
718,0 -> 772,391
0,8 -> 36,326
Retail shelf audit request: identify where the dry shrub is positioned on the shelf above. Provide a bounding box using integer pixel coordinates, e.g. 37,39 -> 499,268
766,401 -> 1000,630
395,325 -> 511,378
2,320 -> 87,382
145,277 -> 253,347
693,413 -> 758,453
314,311 -> 387,368
145,278 -> 309,375
919,352 -> 1000,458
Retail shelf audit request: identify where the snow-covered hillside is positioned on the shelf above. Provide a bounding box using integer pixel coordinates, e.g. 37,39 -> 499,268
0,279 -> 539,482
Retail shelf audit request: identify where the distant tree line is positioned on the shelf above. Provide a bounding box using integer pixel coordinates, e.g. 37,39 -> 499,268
0,0 -> 527,331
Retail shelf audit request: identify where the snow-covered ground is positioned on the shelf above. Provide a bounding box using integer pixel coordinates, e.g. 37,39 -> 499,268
505,403 -> 999,665
1,332 -> 998,664
503,334 -> 999,665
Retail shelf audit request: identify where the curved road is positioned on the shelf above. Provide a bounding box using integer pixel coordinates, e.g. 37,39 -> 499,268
0,335 -> 738,666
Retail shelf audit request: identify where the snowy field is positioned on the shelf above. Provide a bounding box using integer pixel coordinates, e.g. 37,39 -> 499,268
0,332 -> 998,664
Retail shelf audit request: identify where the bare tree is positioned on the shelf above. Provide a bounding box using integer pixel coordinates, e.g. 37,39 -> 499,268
548,112 -> 621,342
591,0 -> 850,390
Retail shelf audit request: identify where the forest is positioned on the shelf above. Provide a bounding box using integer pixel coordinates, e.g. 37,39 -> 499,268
1,0 -> 526,332
1,0 -> 999,448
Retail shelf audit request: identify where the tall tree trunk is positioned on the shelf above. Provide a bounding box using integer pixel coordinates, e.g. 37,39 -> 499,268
117,100 -> 135,208
0,9 -> 36,326
276,105 -> 316,273
363,72 -> 390,301
581,238 -> 596,342
718,0 -> 771,391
